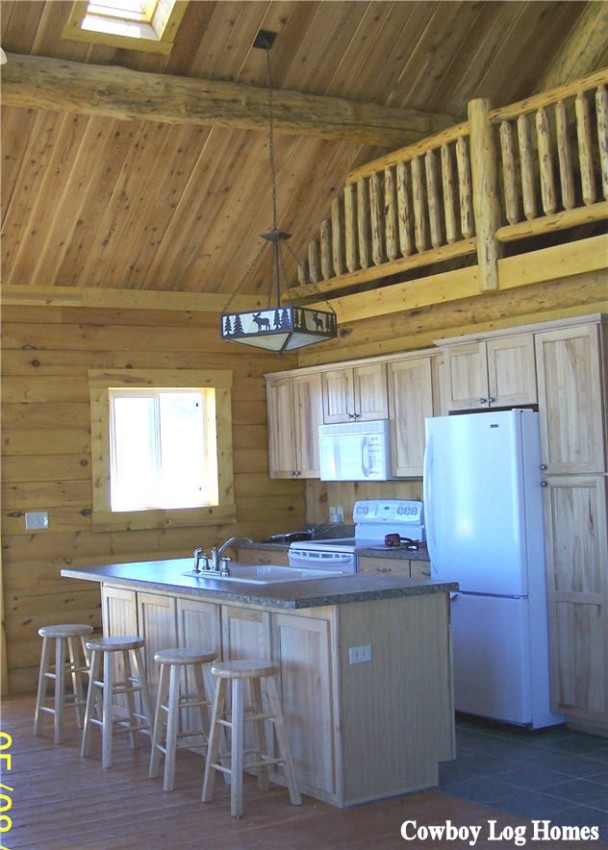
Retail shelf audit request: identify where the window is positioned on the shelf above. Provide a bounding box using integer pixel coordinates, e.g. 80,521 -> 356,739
63,0 -> 188,54
109,389 -> 217,511
89,368 -> 235,531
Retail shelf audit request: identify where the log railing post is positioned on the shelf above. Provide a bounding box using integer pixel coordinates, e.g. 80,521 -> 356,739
468,98 -> 501,291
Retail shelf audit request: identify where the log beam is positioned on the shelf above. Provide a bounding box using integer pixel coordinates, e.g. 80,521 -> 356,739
539,3 -> 608,91
0,52 -> 455,148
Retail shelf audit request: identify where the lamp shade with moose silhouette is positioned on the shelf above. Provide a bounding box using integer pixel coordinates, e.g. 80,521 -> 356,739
221,304 -> 337,352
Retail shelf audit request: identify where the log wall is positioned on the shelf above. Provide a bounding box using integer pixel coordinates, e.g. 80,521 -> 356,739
1,303 -> 301,693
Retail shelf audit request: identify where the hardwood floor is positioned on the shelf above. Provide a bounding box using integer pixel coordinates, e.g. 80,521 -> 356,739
2,694 -> 606,849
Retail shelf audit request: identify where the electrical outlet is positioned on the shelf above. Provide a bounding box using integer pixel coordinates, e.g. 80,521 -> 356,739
25,511 -> 49,530
330,505 -> 344,523
348,644 -> 372,664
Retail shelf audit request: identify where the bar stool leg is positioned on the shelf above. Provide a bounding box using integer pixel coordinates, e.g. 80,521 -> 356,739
162,665 -> 181,791
122,650 -> 139,750
102,650 -> 114,769
249,676 -> 269,792
230,678 -> 245,818
53,635 -> 67,745
81,649 -> 101,758
265,676 -> 302,806
131,646 -> 153,734
201,677 -> 228,805
33,637 -> 52,737
67,636 -> 86,728
149,663 -> 170,782
192,664 -> 210,740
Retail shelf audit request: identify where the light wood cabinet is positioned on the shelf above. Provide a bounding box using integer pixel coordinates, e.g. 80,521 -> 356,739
266,372 -> 323,479
101,586 -> 140,716
101,586 -> 137,636
176,597 -> 221,653
272,610 -> 336,797
542,475 -> 608,723
137,592 -> 177,696
535,323 -> 607,474
358,556 -> 411,578
84,573 -> 455,807
358,556 -> 431,579
442,333 -> 537,411
221,604 -> 272,662
322,362 -> 388,423
387,355 -> 435,476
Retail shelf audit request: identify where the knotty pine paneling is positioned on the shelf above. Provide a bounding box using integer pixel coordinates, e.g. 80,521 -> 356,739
1,303 -> 301,693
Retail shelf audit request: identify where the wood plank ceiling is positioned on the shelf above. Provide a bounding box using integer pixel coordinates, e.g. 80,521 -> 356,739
1,1 -> 607,304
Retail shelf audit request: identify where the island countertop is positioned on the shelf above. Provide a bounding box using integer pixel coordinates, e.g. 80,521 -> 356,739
61,558 -> 456,610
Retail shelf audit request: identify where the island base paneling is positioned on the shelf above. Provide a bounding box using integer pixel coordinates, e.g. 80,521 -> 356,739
97,581 -> 453,808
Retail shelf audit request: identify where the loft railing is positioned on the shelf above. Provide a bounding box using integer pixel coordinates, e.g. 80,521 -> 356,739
291,67 -> 608,300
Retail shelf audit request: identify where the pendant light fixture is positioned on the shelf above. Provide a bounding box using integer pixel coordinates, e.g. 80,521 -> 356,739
221,29 -> 337,352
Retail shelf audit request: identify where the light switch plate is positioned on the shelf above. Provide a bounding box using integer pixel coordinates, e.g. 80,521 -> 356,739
25,511 -> 49,530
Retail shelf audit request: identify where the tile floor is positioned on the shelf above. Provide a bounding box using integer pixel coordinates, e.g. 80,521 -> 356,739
440,714 -> 608,842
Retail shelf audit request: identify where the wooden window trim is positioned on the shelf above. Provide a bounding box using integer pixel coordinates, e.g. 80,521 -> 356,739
62,0 -> 188,55
88,368 -> 235,531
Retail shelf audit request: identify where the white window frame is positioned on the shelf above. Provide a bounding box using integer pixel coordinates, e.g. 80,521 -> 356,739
89,368 -> 235,531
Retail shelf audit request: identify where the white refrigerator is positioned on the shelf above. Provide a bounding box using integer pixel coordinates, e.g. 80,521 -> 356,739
423,409 -> 563,729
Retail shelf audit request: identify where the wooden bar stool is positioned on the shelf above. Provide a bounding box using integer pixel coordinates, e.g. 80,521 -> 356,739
33,623 -> 94,744
202,660 -> 302,818
81,635 -> 153,769
149,647 -> 217,791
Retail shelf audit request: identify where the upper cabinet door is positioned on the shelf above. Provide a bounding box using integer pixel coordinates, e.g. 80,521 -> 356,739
443,334 -> 537,411
265,373 -> 323,479
293,372 -> 323,478
322,368 -> 355,423
353,363 -> 389,421
266,377 -> 298,479
387,356 -> 434,477
443,341 -> 489,410
535,323 -> 607,474
486,334 -> 537,407
322,363 -> 387,423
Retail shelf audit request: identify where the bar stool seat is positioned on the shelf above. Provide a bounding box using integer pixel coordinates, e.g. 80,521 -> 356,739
202,659 -> 301,818
33,623 -> 94,744
149,647 -> 217,792
81,635 -> 153,769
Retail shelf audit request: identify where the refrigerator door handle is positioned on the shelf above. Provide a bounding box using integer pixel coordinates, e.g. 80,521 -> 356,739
422,433 -> 436,561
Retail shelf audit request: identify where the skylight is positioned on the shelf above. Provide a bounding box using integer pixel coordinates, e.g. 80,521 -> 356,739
63,0 -> 187,54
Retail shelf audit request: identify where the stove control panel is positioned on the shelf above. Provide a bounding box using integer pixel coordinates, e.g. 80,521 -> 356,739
353,500 -> 423,525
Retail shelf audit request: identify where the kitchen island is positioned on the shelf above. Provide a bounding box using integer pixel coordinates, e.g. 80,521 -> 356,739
62,559 -> 457,808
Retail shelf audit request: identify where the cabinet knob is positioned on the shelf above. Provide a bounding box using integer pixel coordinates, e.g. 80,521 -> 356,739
540,464 -> 548,470
541,480 -> 548,487
479,397 -> 488,404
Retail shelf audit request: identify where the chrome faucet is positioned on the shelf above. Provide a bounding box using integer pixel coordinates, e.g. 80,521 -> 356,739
216,535 -> 253,559
193,547 -> 208,572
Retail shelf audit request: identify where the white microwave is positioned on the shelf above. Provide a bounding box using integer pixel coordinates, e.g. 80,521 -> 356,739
318,419 -> 395,481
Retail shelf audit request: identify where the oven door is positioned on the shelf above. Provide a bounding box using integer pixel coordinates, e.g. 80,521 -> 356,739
288,545 -> 356,571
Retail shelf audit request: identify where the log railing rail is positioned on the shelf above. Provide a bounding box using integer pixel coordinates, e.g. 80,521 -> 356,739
291,67 -> 608,301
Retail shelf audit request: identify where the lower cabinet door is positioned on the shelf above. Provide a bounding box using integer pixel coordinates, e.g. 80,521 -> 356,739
543,474 -> 608,722
137,592 -> 177,699
272,611 -> 336,798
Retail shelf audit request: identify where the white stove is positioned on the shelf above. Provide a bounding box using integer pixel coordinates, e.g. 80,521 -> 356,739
288,499 -> 425,571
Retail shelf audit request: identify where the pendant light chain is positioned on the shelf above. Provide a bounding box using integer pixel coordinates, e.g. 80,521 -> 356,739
266,46 -> 279,238
220,29 -> 338,351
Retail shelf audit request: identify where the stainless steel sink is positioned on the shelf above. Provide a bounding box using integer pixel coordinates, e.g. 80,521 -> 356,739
183,564 -> 347,584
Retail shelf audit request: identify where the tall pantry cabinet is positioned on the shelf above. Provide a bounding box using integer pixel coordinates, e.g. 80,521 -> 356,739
535,319 -> 608,726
